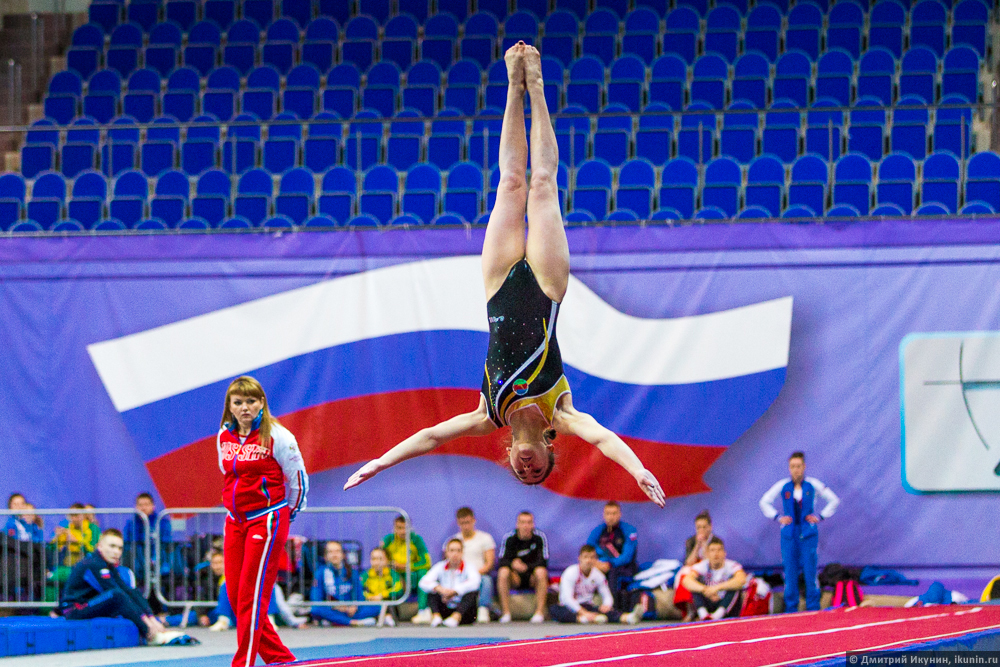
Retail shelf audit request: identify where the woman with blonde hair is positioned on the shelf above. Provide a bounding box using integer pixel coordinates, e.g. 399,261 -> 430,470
217,376 -> 308,666
345,44 -> 664,508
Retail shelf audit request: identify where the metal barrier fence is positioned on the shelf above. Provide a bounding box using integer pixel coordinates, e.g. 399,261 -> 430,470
0,508 -> 151,607
155,507 -> 411,613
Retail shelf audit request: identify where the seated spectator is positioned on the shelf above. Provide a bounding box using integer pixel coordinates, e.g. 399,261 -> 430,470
497,511 -> 549,624
4,502 -> 43,543
381,515 -> 432,624
123,492 -> 172,548
674,510 -> 716,621
682,537 -> 747,621
587,501 -> 638,612
361,547 -> 404,624
445,507 -> 496,623
310,541 -> 381,627
58,528 -> 171,644
419,539 -> 481,627
53,502 -> 101,568
550,545 -> 642,625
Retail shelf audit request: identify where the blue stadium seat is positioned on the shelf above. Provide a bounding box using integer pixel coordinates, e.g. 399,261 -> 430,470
224,20 -> 261,75
163,68 -> 199,122
596,0 -> 629,17
303,18 -> 339,74
541,57 -> 564,112
827,2 -> 864,59
182,115 -> 222,174
659,157 -> 699,218
910,0 -> 948,57
323,63 -> 361,119
165,0 -> 196,31
636,103 -> 674,165
344,108 -> 382,172
69,170 -> 108,228
67,42 -> 100,84
934,94 -> 973,158
89,1 -> 122,33
146,22 -> 182,78
965,152 -> 1000,212
732,53 -> 769,109
785,2 -> 822,60
833,153 -> 873,214
650,55 -> 687,111
151,170 -> 189,226
916,202 -> 949,215
581,9 -> 618,65
263,18 -> 300,75
694,205 -> 728,220
826,204 -> 861,217
678,102 -> 716,164
444,60 -> 480,116
363,61 -> 402,118
816,50 -> 854,107
555,0 -> 588,19
705,6 -> 741,63
789,154 -> 828,214
204,67 -> 240,122
617,159 -> 656,218
0,173 -> 26,229
242,66 -> 281,121
868,0 -> 906,59
319,166 -> 357,223
126,0 -> 159,31
503,11 -> 539,51
702,156 -> 741,216
857,48 -> 896,105
109,169 -> 149,226
763,100 -> 800,164
263,119 -> 300,174
62,117 -> 99,178
359,164 -> 398,223
555,105 -> 589,167
205,0 -> 236,30
773,51 -> 811,108
304,112 -> 341,173
281,0 -> 310,27
107,23 -> 142,78
691,55 -> 728,109
891,96 -> 930,160
184,21 -> 221,77
235,168 -> 273,225
942,46 -> 980,103
900,48 -> 938,104
594,103 -> 632,166
141,116 -> 181,176
262,214 -> 295,228
274,167 -> 316,225
806,99 -> 844,161
716,0 -> 749,15
953,0 -> 989,58
848,97 -> 887,161
403,163 -> 441,223
607,208 -> 639,221
428,108 -> 465,170
387,109 -> 424,171
84,69 -> 122,124
876,152 -> 916,213
26,171 -> 66,228
574,159 -> 613,219
745,3 -> 781,62
462,12 -> 499,70
567,56 -> 604,113
22,119 -> 58,179
444,161 -> 484,223
782,204 -> 817,219
244,0 -> 275,30
177,216 -> 210,229
470,107 -> 503,168
608,56 -> 645,112
516,0 -> 549,18
961,201 -> 996,215
565,210 -> 597,222
122,68 -> 160,123
664,7 -> 700,64
485,60 -> 510,109
45,71 -> 83,124
651,207 -> 683,221
103,115 -> 140,176
284,64 -> 321,120
636,0 -> 669,16
622,8 -> 659,64
541,11 -> 578,67
423,13 -> 459,70
192,168 -> 230,225
316,0 -> 349,25
737,205 -> 771,219
343,16 -> 378,72
223,113 -> 261,175
403,60 -> 442,117
745,155 -> 784,216
921,151 -> 960,213
720,101 -> 759,164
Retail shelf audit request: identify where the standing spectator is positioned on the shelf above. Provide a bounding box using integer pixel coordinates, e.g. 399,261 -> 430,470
310,541 -> 381,627
381,515 -> 432,624
674,510 -> 716,621
53,503 -> 101,568
550,545 -> 643,625
682,537 -> 747,620
496,511 -> 549,623
586,501 -> 638,612
59,529 -> 171,644
4,502 -> 43,543
419,539 -> 482,627
759,451 -> 840,613
445,507 -> 496,623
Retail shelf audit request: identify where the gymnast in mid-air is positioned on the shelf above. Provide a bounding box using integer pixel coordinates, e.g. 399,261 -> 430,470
345,43 -> 665,507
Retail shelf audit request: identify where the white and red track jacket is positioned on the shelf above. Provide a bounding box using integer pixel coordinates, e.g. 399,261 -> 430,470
217,421 -> 308,523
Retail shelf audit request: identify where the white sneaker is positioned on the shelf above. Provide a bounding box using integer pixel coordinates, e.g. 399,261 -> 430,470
498,613 -> 512,624
594,614 -> 609,624
353,617 -> 377,627
710,607 -> 726,620
268,615 -> 277,628
443,615 -> 460,628
578,615 -> 591,624
208,616 -> 231,632
382,614 -> 395,627
430,614 -> 444,628
477,606 -> 491,623
412,608 -> 433,625
530,612 -> 545,624
622,611 -> 640,625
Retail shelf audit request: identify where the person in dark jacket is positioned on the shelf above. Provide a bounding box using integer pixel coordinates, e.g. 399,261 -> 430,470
496,511 -> 549,623
59,528 -> 168,643
586,501 -> 639,611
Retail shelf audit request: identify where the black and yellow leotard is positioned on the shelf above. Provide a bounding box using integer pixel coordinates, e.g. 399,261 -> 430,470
481,259 -> 571,428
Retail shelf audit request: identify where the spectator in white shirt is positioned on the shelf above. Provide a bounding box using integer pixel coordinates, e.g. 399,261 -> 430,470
682,537 -> 747,621
445,507 -> 496,623
419,539 -> 482,627
550,545 -> 642,625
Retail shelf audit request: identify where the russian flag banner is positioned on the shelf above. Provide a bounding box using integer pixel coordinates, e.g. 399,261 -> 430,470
88,256 -> 792,508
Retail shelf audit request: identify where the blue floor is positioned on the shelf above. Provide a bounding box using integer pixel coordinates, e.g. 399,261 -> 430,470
127,637 -> 505,667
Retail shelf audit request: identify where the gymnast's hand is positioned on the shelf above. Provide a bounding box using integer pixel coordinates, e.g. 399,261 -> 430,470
636,469 -> 666,508
344,460 -> 384,490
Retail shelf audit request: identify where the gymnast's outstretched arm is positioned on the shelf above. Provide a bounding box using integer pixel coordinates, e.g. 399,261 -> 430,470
553,399 -> 666,508
344,395 -> 497,490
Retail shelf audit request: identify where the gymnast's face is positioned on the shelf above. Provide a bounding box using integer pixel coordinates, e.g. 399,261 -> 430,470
508,440 -> 549,484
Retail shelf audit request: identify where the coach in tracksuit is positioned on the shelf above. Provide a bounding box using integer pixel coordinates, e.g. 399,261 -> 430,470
759,451 -> 839,613
218,376 -> 308,667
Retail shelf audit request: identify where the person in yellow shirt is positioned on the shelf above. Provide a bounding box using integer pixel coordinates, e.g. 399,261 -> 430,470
361,548 -> 403,626
53,503 -> 101,567
381,516 -> 432,623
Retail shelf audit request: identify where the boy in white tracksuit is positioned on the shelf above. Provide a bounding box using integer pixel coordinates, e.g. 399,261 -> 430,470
549,545 -> 641,624
419,539 -> 481,627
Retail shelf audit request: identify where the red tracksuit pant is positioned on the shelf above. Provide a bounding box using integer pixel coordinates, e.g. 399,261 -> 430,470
224,506 -> 294,667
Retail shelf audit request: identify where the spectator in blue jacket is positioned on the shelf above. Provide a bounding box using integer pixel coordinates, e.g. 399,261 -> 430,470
586,501 -> 639,612
310,541 -> 381,627
4,502 -> 43,543
123,492 -> 172,545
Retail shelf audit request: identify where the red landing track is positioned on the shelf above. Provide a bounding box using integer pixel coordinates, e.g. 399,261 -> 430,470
296,605 -> 1000,667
